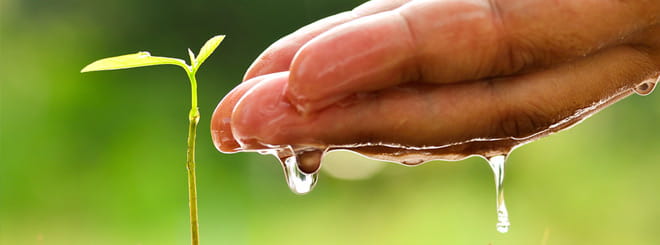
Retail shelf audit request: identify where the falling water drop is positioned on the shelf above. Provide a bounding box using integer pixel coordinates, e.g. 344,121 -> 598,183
487,155 -> 510,233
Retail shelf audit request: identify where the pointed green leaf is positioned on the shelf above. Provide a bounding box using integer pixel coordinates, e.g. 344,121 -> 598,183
194,35 -> 225,69
187,48 -> 197,66
81,52 -> 188,73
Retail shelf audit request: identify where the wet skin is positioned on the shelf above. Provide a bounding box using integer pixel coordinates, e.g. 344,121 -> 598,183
211,0 -> 660,168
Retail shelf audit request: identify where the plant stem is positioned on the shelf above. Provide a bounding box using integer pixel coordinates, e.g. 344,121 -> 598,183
186,71 -> 200,245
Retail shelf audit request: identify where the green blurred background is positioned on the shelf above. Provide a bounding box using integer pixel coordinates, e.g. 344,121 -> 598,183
1,0 -> 659,244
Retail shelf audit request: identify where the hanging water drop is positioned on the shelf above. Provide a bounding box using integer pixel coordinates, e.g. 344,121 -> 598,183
276,148 -> 322,195
634,80 -> 657,96
400,158 -> 425,165
487,155 -> 510,233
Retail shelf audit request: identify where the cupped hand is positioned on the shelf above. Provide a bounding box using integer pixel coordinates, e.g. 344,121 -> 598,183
212,0 -> 660,155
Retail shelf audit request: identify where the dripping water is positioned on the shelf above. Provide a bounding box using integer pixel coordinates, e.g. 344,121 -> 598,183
276,147 -> 323,195
634,80 -> 656,96
487,155 -> 510,233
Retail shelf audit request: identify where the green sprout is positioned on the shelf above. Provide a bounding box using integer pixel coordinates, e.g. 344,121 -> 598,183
81,35 -> 225,245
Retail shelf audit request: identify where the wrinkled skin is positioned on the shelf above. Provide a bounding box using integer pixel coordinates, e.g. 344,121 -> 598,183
211,0 -> 660,159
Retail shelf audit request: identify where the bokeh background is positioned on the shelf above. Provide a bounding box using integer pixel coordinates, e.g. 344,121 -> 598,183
1,0 -> 659,244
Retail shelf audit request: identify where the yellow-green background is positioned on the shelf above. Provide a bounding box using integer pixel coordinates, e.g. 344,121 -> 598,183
1,0 -> 659,244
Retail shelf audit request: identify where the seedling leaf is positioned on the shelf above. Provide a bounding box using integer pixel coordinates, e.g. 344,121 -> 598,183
81,52 -> 188,73
80,34 -> 226,245
188,48 -> 197,66
195,35 -> 225,69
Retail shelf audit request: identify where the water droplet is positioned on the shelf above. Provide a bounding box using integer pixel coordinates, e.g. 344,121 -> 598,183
634,80 -> 656,96
296,149 -> 323,174
487,155 -> 511,233
401,158 -> 425,165
257,150 -> 270,154
276,148 -> 321,195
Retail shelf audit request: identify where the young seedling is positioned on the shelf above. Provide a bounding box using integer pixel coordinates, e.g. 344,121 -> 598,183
81,35 -> 225,245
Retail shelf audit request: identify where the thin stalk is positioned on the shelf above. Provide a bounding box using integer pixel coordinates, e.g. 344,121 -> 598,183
186,70 -> 200,245
81,36 -> 225,245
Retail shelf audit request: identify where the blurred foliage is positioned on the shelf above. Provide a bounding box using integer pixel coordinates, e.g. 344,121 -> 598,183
0,0 -> 659,244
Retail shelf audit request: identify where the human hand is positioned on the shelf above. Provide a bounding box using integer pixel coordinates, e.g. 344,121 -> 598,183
212,0 -> 659,162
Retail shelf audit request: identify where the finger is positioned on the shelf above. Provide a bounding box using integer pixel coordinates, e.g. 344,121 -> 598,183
211,73 -> 282,153
243,0 -> 412,81
287,0 -> 659,112
232,45 -> 658,151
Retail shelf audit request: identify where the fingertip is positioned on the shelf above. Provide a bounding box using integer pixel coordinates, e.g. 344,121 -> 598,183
211,75 -> 274,153
231,72 -> 304,149
211,106 -> 241,153
211,84 -> 250,153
